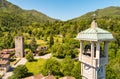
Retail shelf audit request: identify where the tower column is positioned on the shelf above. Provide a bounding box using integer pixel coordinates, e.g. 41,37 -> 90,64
80,41 -> 83,77
104,41 -> 108,63
80,40 -> 83,61
91,42 -> 96,79
91,42 -> 94,59
96,42 -> 100,67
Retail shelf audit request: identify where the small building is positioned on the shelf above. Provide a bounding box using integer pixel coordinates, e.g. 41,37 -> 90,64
0,52 -> 11,74
0,48 -> 14,77
36,46 -> 48,55
0,60 -> 10,71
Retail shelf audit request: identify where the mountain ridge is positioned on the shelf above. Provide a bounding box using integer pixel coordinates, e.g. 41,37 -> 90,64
0,0 -> 56,23
70,6 -> 120,21
1,0 -> 120,22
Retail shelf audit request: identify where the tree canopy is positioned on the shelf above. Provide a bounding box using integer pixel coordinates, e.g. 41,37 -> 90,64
9,65 -> 29,79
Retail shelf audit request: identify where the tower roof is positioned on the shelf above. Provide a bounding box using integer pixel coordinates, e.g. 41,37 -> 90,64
76,19 -> 115,41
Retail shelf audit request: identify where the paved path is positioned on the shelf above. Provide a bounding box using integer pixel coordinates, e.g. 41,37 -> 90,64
13,58 -> 27,68
2,53 -> 51,79
34,53 -> 51,59
2,71 -> 13,79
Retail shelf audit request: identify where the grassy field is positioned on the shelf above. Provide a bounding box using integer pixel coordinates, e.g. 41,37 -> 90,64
26,35 -> 62,46
26,39 -> 47,45
25,58 -> 46,75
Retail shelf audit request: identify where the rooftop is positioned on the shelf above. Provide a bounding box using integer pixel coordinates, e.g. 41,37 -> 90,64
59,76 -> 75,79
76,19 -> 115,41
1,54 -> 10,59
23,74 -> 75,79
23,74 -> 44,79
0,60 -> 9,65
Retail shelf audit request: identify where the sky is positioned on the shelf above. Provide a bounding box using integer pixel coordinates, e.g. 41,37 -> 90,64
7,0 -> 120,21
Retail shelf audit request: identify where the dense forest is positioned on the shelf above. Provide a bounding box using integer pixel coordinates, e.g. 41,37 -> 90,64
0,0 -> 120,79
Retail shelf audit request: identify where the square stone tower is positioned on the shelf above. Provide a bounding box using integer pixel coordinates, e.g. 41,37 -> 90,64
15,36 -> 24,58
76,15 -> 115,79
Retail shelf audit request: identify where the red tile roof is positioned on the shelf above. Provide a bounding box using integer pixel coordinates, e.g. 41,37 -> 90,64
0,60 -> 9,65
2,54 -> 10,58
44,75 -> 56,79
59,76 -> 75,79
23,74 -> 44,79
0,48 -> 15,54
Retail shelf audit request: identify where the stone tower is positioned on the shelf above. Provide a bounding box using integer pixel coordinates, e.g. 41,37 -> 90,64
76,15 -> 114,79
15,36 -> 24,58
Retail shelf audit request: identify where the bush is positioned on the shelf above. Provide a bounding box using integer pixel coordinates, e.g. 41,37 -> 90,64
9,65 -> 29,79
26,52 -> 34,62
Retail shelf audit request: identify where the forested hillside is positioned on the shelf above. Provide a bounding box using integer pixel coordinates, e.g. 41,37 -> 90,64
0,0 -> 55,22
0,0 -> 57,49
71,6 -> 120,21
0,0 -> 120,79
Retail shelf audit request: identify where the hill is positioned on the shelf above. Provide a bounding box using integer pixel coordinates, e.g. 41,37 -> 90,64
0,0 -> 55,23
71,6 -> 120,21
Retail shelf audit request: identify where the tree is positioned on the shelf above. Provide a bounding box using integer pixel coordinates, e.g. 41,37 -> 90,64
106,66 -> 116,79
51,42 -> 78,58
71,62 -> 81,79
49,33 -> 54,47
41,58 -> 61,77
26,50 -> 34,62
29,37 -> 37,52
8,75 -> 20,79
61,56 -> 74,76
10,65 -> 29,79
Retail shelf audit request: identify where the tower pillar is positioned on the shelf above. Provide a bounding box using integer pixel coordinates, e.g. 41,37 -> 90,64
104,41 -> 108,63
96,42 -> 100,67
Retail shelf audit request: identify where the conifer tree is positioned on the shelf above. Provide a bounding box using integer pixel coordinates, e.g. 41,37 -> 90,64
49,33 -> 54,47
29,37 -> 37,53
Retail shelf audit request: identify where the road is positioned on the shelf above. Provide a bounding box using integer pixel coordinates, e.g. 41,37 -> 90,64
34,53 -> 51,59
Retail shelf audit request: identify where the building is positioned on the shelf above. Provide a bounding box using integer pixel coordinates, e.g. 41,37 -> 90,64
0,50 -> 11,76
76,15 -> 114,79
23,74 -> 44,79
59,76 -> 75,79
36,46 -> 48,55
0,54 -> 10,71
15,36 -> 24,58
43,75 -> 56,79
23,74 -> 56,79
23,74 -> 76,79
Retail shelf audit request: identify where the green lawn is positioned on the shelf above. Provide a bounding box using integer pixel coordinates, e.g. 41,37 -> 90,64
26,39 -> 47,45
26,35 -> 62,46
25,58 -> 46,75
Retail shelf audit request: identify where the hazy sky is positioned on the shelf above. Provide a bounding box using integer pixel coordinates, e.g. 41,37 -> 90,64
7,0 -> 120,21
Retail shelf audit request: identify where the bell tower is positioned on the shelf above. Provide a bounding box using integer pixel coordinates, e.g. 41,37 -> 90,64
76,14 -> 114,79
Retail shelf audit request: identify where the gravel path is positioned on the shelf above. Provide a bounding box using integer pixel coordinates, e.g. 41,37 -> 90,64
34,53 -> 51,59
